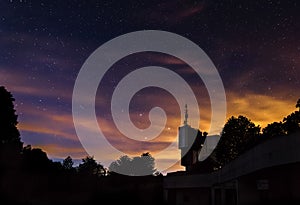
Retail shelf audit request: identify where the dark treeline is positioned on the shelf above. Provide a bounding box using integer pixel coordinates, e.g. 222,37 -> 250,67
192,98 -> 300,173
0,86 -> 164,205
0,85 -> 299,204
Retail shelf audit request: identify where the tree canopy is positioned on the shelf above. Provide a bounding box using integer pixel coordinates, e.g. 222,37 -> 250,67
262,98 -> 300,137
215,115 -> 261,166
0,86 -> 22,152
283,111 -> 300,135
63,156 -> 74,170
262,121 -> 286,138
21,144 -> 55,173
109,152 -> 157,176
78,156 -> 106,176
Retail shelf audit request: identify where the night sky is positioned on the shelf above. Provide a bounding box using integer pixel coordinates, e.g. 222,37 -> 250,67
1,0 -> 299,173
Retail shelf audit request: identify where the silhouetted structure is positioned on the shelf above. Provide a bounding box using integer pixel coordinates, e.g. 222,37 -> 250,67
165,131 -> 300,205
1,86 -> 299,205
164,99 -> 300,205
178,105 -> 206,171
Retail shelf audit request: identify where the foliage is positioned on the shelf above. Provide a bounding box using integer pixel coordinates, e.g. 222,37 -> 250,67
0,86 -> 22,152
22,145 -> 51,171
283,111 -> 300,135
262,98 -> 300,138
215,115 -> 261,166
109,152 -> 157,176
78,156 -> 106,176
109,155 -> 132,175
262,121 -> 286,138
62,156 -> 74,170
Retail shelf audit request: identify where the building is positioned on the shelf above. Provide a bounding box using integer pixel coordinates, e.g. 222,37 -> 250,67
164,114 -> 300,205
178,105 -> 205,171
198,135 -> 220,161
178,105 -> 220,171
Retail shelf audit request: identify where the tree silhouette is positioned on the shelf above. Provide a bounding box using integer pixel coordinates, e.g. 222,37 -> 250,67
283,111 -> 300,134
132,152 -> 156,176
109,153 -> 157,176
78,156 -> 105,176
22,145 -> 51,171
215,115 -> 260,166
281,98 -> 300,135
109,155 -> 132,175
0,86 -> 23,170
62,156 -> 74,170
262,121 -> 286,138
262,98 -> 300,137
0,86 -> 22,153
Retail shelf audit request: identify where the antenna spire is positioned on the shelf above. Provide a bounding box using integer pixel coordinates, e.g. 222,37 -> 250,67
184,104 -> 188,125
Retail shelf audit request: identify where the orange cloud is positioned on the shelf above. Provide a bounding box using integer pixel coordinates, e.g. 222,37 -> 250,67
19,123 -> 76,141
35,144 -> 86,159
7,61 -> 297,173
226,92 -> 297,128
16,102 -> 77,140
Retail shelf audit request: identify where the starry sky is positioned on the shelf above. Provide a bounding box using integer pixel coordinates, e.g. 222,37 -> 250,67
1,0 -> 299,173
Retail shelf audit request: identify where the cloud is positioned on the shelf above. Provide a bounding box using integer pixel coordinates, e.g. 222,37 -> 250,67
35,143 -> 87,159
16,82 -> 297,171
132,1 -> 206,26
19,123 -> 76,141
226,92 -> 297,128
177,4 -> 205,20
2,25 -> 298,174
0,68 -> 72,101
